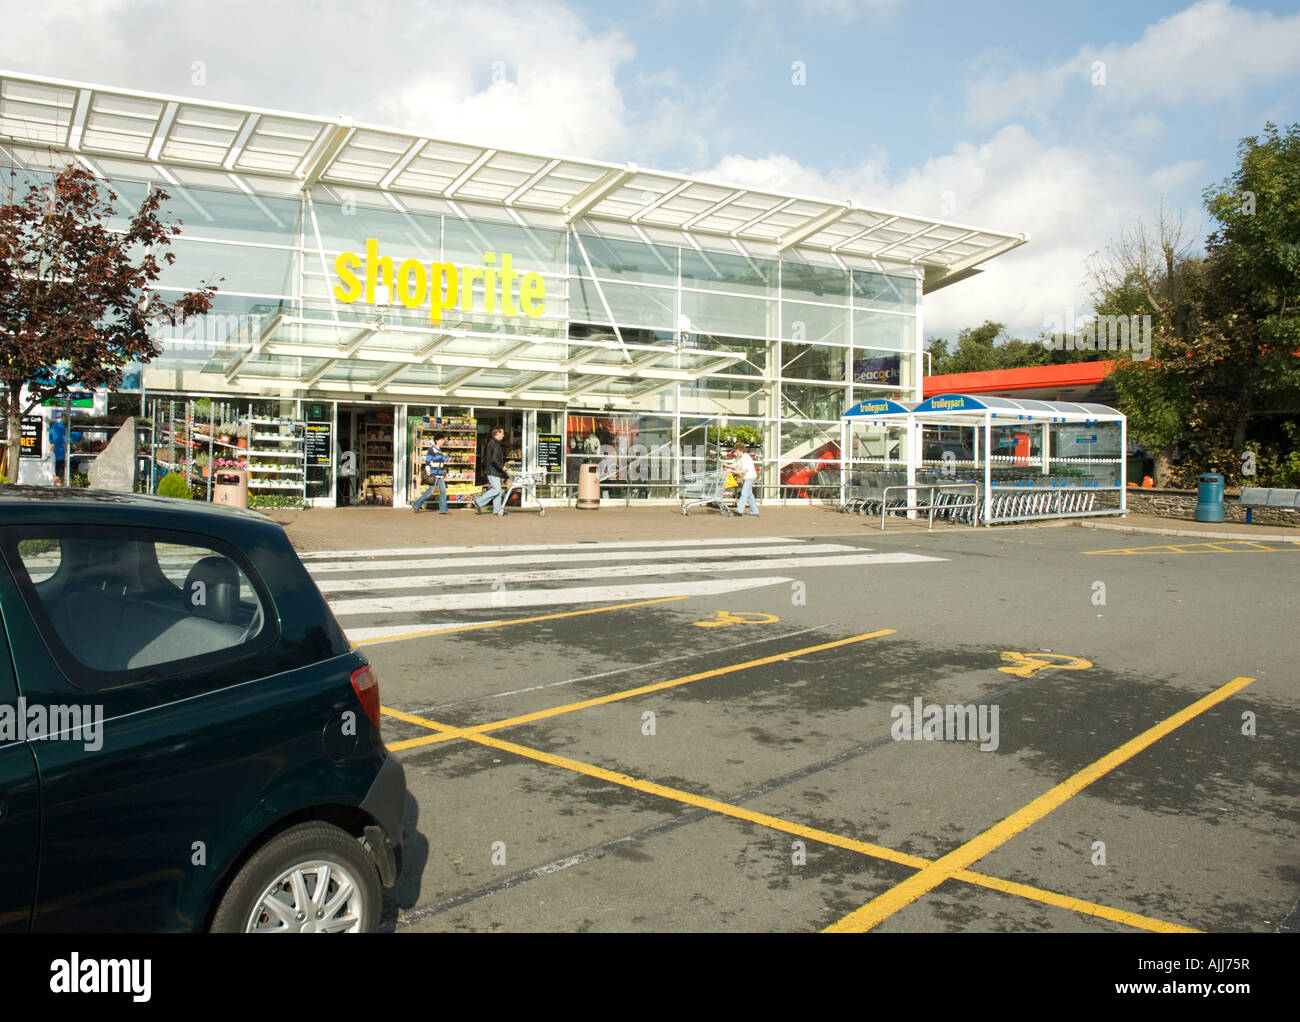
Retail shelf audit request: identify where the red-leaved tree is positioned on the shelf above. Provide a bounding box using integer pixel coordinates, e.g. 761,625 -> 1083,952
0,162 -> 218,481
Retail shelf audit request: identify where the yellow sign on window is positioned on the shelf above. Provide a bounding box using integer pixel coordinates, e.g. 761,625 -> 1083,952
333,239 -> 546,325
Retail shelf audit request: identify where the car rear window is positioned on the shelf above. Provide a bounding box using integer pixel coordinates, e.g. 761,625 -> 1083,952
5,528 -> 275,691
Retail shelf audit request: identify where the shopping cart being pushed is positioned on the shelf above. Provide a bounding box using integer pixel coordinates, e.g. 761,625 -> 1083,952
501,469 -> 547,515
679,468 -> 736,516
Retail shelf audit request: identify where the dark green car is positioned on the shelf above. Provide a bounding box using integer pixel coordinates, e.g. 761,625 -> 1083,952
0,487 -> 405,932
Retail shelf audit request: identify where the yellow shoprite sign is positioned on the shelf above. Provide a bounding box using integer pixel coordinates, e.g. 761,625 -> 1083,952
333,239 -> 546,325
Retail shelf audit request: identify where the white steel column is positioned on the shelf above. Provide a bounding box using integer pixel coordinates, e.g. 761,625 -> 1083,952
1120,415 -> 1128,513
983,411 -> 993,526
906,419 -> 917,519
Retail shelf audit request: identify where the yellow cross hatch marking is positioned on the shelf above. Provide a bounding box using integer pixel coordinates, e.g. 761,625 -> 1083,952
823,676 -> 1254,933
378,631 -> 1209,935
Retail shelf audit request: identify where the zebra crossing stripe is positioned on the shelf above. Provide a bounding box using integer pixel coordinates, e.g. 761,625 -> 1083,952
329,576 -> 796,617
299,536 -> 804,561
314,551 -> 943,594
305,543 -> 860,574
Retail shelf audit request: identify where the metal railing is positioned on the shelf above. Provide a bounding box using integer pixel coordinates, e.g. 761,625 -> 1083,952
985,487 -> 1110,523
880,483 -> 980,531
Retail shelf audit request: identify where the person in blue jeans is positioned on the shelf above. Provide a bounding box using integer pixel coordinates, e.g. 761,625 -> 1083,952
411,436 -> 449,513
473,426 -> 509,516
729,441 -> 760,516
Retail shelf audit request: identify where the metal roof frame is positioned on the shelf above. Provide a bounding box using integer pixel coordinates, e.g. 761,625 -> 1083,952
0,70 -> 1028,288
207,314 -> 742,403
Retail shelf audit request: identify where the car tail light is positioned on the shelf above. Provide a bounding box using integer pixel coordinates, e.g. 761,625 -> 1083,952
351,664 -> 382,730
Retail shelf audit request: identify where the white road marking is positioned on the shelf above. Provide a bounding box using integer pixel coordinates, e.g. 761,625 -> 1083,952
343,622 -> 495,642
315,550 -> 942,593
306,543 -> 861,574
299,536 -> 803,561
328,576 -> 794,616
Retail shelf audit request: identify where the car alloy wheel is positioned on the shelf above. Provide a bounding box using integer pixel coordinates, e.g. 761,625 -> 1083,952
244,859 -> 366,933
210,821 -> 382,933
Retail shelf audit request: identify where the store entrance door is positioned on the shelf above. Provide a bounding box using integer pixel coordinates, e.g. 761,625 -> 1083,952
338,403 -> 397,506
471,410 -> 525,477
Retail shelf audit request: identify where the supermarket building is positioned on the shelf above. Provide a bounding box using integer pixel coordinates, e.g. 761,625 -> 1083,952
0,70 -> 1029,508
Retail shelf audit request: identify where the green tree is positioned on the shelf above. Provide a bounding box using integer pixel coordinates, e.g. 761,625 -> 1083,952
0,164 -> 217,481
1102,126 -> 1300,486
926,321 -> 1094,378
1201,123 -> 1300,455
927,321 -> 1009,375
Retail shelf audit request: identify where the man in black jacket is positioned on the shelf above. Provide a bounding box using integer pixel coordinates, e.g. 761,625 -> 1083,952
473,426 -> 510,516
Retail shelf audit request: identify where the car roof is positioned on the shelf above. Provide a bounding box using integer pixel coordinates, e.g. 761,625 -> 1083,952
0,486 -> 282,531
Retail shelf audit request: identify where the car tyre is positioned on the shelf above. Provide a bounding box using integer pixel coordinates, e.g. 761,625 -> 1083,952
210,821 -> 381,933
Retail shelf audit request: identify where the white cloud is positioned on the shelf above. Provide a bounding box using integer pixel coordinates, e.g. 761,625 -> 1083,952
966,0 -> 1300,123
1148,160 -> 1206,193
703,125 -> 1171,339
0,0 -> 654,160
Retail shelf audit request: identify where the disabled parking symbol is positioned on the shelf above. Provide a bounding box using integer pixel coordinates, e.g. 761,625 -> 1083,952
997,651 -> 1093,677
693,610 -> 781,629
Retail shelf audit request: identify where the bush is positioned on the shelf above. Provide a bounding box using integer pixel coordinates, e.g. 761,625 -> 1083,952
708,424 -> 763,449
247,494 -> 302,509
156,472 -> 192,498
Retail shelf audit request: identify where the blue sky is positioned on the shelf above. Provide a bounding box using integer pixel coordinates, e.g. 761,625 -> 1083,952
2,0 -> 1297,339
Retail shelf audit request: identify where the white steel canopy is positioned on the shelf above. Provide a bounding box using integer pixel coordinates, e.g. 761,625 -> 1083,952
845,394 -> 1122,423
203,312 -> 743,403
0,70 -> 1028,289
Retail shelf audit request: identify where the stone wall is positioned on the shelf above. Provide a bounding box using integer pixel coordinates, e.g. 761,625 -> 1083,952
1123,488 -> 1299,527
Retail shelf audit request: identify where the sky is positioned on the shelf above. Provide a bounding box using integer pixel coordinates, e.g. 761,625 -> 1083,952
1,0 -> 1297,341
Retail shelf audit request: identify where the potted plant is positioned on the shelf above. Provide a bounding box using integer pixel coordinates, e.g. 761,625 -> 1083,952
217,421 -> 236,445
194,452 -> 211,478
235,422 -> 250,449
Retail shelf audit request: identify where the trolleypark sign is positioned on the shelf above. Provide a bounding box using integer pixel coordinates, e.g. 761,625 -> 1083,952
333,239 -> 546,325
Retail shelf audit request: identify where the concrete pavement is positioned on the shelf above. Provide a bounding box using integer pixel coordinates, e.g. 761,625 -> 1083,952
259,503 -> 1297,553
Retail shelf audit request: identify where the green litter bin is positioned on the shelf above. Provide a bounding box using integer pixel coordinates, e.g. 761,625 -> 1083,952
1194,472 -> 1224,522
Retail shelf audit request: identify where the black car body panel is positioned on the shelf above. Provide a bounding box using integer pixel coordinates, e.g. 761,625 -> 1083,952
0,487 -> 405,931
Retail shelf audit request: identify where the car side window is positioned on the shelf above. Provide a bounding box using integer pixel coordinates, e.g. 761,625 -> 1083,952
6,529 -> 273,691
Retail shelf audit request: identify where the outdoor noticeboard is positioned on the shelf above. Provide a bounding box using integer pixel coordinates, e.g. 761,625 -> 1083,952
20,417 -> 42,459
305,422 -> 332,465
305,421 -> 332,499
537,433 -> 563,471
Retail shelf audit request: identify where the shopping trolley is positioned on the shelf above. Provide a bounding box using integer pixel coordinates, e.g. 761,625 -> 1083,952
501,470 -> 547,515
679,468 -> 735,516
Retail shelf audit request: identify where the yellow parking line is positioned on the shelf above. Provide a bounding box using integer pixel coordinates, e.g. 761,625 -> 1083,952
386,711 -> 1197,933
823,676 -> 1255,933
354,595 -> 689,647
383,629 -> 896,751
1086,540 -> 1300,555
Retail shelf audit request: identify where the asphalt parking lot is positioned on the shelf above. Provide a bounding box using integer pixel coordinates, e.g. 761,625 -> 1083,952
319,521 -> 1299,933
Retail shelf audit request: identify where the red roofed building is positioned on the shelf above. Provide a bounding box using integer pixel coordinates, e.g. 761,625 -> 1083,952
923,360 -> 1117,402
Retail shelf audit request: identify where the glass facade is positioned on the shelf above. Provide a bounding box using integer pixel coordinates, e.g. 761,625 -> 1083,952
2,160 -> 922,504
